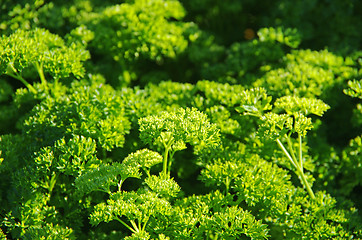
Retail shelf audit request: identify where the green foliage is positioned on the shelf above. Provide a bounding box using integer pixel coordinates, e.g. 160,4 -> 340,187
344,79 -> 362,99
185,25 -> 225,72
0,0 -> 51,33
196,80 -> 245,107
37,135 -> 100,176
253,49 -> 357,99
265,0 -> 362,53
204,205 -> 269,239
172,191 -> 269,239
0,228 -> 5,239
257,27 -> 301,48
201,151 -> 360,239
139,107 -> 220,155
87,0 -> 187,62
340,136 -> 362,194
344,79 -> 362,128
0,81 -> 15,133
0,80 -> 12,103
138,107 -> 220,182
236,87 -> 273,116
23,78 -> 131,150
258,112 -> 294,140
145,175 -> 181,198
235,88 -> 330,199
90,190 -> 173,238
22,223 -> 73,240
121,81 -> 195,123
274,96 -> 330,117
0,28 -> 90,93
123,149 -> 163,176
80,0 -> 190,85
75,162 -> 141,196
201,27 -> 299,84
340,79 -> 362,194
184,0 -> 362,51
0,134 -> 102,239
1,0 -> 362,239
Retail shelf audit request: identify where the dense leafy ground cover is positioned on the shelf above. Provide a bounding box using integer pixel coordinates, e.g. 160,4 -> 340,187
0,0 -> 362,239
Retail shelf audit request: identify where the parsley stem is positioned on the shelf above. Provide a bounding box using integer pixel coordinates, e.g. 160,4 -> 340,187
6,64 -> 37,94
115,217 -> 137,234
286,136 -> 298,168
276,138 -> 315,199
299,134 -> 303,171
168,150 -> 175,176
130,220 -> 139,232
163,146 -> 169,178
35,62 -> 47,85
299,168 -> 315,199
276,138 -> 298,169
142,216 -> 150,232
118,179 -> 123,192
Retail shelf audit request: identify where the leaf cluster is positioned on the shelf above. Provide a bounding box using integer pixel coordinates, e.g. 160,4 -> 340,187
0,28 -> 89,84
23,78 -> 131,150
139,107 -> 220,154
0,0 -> 362,239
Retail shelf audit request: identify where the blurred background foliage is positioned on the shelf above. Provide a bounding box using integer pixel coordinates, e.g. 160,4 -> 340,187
0,0 -> 362,239
1,0 -> 361,86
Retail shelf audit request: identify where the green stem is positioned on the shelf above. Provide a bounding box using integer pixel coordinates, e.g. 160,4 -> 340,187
143,168 -> 151,178
6,70 -> 37,94
161,135 -> 174,179
276,138 -> 315,199
276,138 -> 298,169
162,145 -> 170,178
138,220 -> 142,233
233,195 -> 245,206
299,167 -> 315,199
299,134 -> 303,171
115,217 -> 137,234
142,216 -> 149,232
35,62 -> 47,85
130,220 -> 139,232
167,150 -> 176,176
244,112 -> 262,118
118,180 -> 123,192
286,136 -> 298,167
